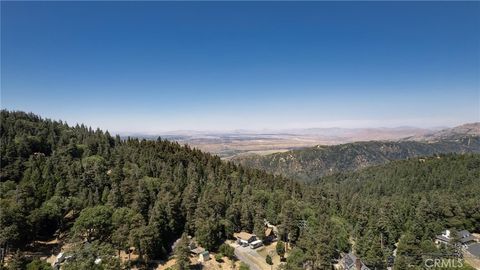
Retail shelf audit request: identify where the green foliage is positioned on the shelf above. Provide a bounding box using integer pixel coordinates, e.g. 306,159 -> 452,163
329,216 -> 350,253
239,262 -> 250,270
218,243 -> 235,259
275,241 -> 285,258
62,241 -> 120,270
175,234 -> 190,270
215,253 -> 224,262
7,251 -> 28,270
26,259 -> 53,270
285,248 -> 305,270
235,138 -> 480,182
195,218 -> 222,251
281,200 -> 299,244
111,207 -> 144,255
73,205 -> 113,242
265,255 -> 273,266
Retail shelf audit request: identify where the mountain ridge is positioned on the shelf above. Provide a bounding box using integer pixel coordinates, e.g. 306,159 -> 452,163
232,123 -> 480,182
404,122 -> 480,142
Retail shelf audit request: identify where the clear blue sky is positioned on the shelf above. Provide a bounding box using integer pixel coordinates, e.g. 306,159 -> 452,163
2,1 -> 479,133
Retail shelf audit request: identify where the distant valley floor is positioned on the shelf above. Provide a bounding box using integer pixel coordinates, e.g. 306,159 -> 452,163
145,126 -> 445,159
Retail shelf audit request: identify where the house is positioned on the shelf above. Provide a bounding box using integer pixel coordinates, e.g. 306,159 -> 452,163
234,232 -> 257,247
199,251 -> 210,262
264,219 -> 279,243
264,219 -> 279,235
172,236 -> 203,255
341,253 -> 370,270
467,243 -> 480,258
172,235 -> 193,250
435,229 -> 476,248
264,227 -> 276,243
53,252 -> 73,270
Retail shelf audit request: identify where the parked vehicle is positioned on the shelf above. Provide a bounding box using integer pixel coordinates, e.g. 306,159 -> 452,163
249,240 -> 263,249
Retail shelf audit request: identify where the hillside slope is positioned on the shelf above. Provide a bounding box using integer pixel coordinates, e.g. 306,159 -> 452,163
0,110 -> 301,262
312,153 -> 480,268
233,124 -> 480,182
406,122 -> 480,142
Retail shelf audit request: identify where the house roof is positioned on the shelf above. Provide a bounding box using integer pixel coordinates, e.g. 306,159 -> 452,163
234,232 -> 255,241
191,247 -> 206,255
436,235 -> 450,242
436,230 -> 475,244
467,243 -> 480,258
171,236 -> 195,251
265,228 -> 273,237
458,230 -> 475,244
171,238 -> 182,250
460,235 -> 475,244
343,253 -> 370,270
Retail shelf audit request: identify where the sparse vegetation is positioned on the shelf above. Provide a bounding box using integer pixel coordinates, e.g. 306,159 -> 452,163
239,262 -> 250,270
215,253 -> 224,263
219,243 -> 235,259
265,255 -> 273,270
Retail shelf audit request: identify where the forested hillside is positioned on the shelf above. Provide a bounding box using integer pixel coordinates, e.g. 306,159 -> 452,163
233,133 -> 480,182
1,111 -> 479,270
0,111 -> 304,266
312,154 -> 480,269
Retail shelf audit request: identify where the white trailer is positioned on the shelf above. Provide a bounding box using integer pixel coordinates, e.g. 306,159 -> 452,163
249,240 -> 263,249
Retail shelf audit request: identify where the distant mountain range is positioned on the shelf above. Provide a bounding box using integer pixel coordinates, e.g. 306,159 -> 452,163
130,126 -> 446,159
232,123 -> 480,182
134,126 -> 441,141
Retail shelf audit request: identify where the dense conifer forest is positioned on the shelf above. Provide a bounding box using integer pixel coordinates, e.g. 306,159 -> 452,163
1,110 -> 479,270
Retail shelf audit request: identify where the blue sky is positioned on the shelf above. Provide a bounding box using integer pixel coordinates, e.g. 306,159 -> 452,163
2,1 -> 479,133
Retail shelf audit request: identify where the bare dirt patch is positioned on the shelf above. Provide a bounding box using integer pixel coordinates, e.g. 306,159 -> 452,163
154,251 -> 240,270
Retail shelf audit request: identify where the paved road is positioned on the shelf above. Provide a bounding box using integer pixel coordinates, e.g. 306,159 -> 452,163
231,244 -> 267,270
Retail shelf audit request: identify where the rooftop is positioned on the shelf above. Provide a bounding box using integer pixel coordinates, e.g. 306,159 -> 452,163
436,229 -> 476,244
467,243 -> 480,258
343,253 -> 370,270
234,232 -> 255,241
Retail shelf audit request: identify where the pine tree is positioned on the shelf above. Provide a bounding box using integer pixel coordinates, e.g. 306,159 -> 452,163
175,233 -> 191,270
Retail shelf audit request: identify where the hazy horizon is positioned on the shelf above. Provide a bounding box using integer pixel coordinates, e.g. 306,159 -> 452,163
2,2 -> 479,133
2,107 -> 476,136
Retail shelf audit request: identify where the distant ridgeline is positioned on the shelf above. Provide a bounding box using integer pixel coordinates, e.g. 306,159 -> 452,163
1,110 -> 479,269
233,125 -> 480,182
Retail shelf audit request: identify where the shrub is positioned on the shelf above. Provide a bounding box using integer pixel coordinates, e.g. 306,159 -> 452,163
218,244 -> 235,259
215,253 -> 224,262
26,259 -> 53,270
240,262 -> 250,270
